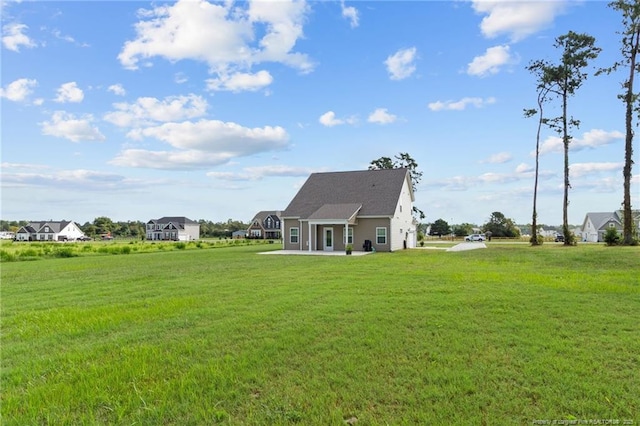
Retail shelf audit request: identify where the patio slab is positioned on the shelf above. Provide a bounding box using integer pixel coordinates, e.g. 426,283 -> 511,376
258,250 -> 372,256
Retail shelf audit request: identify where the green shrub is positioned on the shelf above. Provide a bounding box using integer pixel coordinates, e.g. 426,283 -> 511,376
530,234 -> 544,245
604,227 -> 620,246
19,248 -> 40,258
175,242 -> 187,250
53,247 -> 76,258
0,249 -> 16,262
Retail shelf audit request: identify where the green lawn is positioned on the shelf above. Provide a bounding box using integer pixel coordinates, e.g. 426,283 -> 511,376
1,244 -> 639,424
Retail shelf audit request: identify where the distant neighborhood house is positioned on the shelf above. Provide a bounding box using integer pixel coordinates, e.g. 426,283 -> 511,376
581,210 -> 640,242
146,217 -> 200,241
15,221 -> 85,242
282,168 -> 416,253
247,211 -> 282,239
232,230 -> 247,239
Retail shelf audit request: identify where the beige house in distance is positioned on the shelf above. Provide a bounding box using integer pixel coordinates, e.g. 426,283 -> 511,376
281,168 -> 417,253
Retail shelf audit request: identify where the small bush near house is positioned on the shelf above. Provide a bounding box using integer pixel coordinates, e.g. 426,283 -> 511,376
604,227 -> 620,246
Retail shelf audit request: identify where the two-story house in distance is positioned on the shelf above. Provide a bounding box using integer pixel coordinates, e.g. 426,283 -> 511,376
146,216 -> 200,241
246,211 -> 282,239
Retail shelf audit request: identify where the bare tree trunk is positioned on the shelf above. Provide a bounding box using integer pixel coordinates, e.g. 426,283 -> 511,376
562,90 -> 571,245
531,92 -> 546,246
622,27 -> 639,245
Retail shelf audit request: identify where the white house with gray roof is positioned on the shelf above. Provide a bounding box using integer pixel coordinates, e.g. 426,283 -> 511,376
281,168 -> 417,253
15,221 -> 84,242
146,217 -> 200,241
581,210 -> 640,242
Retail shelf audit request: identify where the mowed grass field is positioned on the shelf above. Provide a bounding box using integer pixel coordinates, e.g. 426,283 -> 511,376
1,244 -> 639,425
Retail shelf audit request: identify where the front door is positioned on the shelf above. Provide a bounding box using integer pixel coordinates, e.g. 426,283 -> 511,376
323,227 -> 334,251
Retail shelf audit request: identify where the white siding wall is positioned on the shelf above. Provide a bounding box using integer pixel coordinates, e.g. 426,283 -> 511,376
390,177 -> 416,251
60,223 -> 85,240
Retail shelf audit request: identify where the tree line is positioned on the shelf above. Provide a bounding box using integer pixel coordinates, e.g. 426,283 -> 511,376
426,212 -> 523,239
0,218 -> 250,239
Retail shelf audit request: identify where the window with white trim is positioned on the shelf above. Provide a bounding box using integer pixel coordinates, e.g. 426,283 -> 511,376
344,228 -> 354,244
290,227 -> 299,244
376,227 -> 387,245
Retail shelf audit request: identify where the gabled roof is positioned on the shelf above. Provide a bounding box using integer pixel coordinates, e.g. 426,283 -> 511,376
153,216 -> 198,225
283,168 -> 412,219
250,210 -> 282,222
307,203 -> 362,222
25,221 -> 72,233
583,212 -> 620,230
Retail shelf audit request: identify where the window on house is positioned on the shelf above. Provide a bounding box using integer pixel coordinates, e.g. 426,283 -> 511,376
376,227 -> 387,245
344,228 -> 354,244
609,223 -> 615,228
290,227 -> 299,244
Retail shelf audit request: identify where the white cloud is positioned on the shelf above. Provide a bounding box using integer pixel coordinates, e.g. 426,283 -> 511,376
428,97 -> 496,111
471,0 -> 569,42
1,167 -> 133,190
570,162 -> 623,178
368,108 -> 397,124
207,165 -> 324,181
341,1 -> 359,28
478,172 -> 520,184
104,94 -> 208,128
515,163 -> 533,173
537,135 -> 563,155
52,29 -> 76,44
319,111 -> 357,127
206,70 -> 273,92
467,45 -> 515,77
175,72 -> 188,84
537,129 -> 624,155
578,129 -> 625,149
112,119 -> 291,170
425,167 -> 555,191
111,149 -> 235,170
482,151 -> 512,164
108,84 -> 126,96
131,120 -> 289,151
118,0 -> 313,77
40,111 -> 106,143
0,78 -> 37,102
385,47 -> 417,80
54,82 -> 84,103
2,22 -> 36,52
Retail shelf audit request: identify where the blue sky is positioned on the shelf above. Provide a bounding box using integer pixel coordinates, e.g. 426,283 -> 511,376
1,0 -> 638,227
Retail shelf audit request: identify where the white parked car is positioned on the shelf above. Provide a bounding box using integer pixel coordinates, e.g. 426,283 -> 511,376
465,234 -> 485,242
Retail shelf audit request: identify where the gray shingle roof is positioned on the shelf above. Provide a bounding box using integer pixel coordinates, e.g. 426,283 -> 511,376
26,221 -> 72,233
154,216 -> 197,225
584,212 -> 619,230
250,210 -> 281,222
307,203 -> 362,221
282,168 -> 411,219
